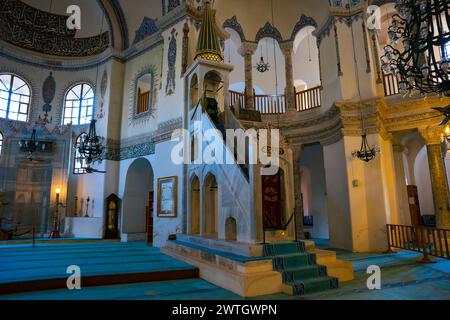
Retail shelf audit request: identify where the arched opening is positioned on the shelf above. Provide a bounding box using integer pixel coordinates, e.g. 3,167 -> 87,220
224,27 -> 244,87
225,217 -> 237,241
292,26 -> 321,89
190,175 -> 200,235
122,158 -> 154,241
204,71 -> 224,114
252,37 -> 286,96
204,173 -> 219,237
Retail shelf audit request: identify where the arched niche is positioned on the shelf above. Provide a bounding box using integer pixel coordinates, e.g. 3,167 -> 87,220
203,173 -> 219,237
122,158 -> 154,239
189,175 -> 201,235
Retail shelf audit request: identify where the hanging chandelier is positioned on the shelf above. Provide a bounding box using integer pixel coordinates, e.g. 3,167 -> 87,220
19,129 -> 46,161
381,0 -> 450,96
77,119 -> 106,173
255,42 -> 271,73
352,134 -> 380,163
256,56 -> 271,73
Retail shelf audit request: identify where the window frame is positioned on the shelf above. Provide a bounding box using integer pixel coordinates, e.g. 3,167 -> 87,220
63,82 -> 95,126
0,131 -> 3,157
73,132 -> 88,175
0,73 -> 31,122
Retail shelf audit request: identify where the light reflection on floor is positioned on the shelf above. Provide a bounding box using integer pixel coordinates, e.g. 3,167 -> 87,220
1,240 -> 449,300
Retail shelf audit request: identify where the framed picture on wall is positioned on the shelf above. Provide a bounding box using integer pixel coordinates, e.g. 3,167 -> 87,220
157,176 -> 178,218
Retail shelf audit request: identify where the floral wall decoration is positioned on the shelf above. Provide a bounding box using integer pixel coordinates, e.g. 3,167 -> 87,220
38,72 -> 56,125
166,28 -> 178,96
96,69 -> 108,120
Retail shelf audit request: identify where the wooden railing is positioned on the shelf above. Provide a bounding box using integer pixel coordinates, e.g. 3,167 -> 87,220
229,90 -> 245,109
383,73 -> 400,97
137,89 -> 150,114
229,86 -> 322,115
254,94 -> 286,114
295,86 -> 322,112
386,224 -> 449,263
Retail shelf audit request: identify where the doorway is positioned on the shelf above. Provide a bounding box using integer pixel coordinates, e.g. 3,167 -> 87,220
262,169 -> 285,230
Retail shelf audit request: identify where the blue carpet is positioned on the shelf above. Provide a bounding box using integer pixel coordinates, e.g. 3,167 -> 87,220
0,242 -> 195,284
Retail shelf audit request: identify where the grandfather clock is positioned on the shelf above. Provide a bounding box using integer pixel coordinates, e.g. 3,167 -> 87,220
105,194 -> 120,239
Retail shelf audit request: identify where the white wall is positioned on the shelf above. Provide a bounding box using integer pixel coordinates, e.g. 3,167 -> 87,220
323,139 -> 352,250
300,144 -> 329,239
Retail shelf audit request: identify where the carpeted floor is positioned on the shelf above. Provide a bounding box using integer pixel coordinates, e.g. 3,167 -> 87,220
0,240 -> 449,300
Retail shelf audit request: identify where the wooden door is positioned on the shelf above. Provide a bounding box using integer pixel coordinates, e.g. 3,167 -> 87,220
407,185 -> 422,226
262,173 -> 283,230
146,191 -> 154,244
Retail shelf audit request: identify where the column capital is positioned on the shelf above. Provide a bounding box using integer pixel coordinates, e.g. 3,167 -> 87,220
419,126 -> 444,145
238,42 -> 257,57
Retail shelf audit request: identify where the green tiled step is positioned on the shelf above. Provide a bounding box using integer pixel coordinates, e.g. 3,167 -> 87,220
283,265 -> 328,283
287,276 -> 339,296
263,242 -> 306,256
263,242 -> 338,296
272,252 -> 317,270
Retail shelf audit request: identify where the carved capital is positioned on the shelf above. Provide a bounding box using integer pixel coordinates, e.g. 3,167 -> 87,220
419,126 -> 444,145
238,42 -> 257,57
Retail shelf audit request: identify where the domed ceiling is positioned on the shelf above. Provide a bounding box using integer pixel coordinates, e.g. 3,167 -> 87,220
0,0 -> 163,57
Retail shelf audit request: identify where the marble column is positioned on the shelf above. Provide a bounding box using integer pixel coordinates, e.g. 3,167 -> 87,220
280,41 -> 296,111
238,42 -> 257,110
419,126 -> 450,229
292,144 -> 305,240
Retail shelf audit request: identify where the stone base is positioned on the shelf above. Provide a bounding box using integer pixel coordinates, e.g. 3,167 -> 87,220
313,248 -> 354,282
162,240 -> 283,298
121,232 -> 147,242
177,234 -> 263,257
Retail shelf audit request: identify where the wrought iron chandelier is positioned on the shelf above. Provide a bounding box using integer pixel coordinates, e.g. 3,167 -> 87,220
19,129 -> 46,161
352,134 -> 380,163
255,43 -> 271,73
381,0 -> 450,96
77,119 -> 106,173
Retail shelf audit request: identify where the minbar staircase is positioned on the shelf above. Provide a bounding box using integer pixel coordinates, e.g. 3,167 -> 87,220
263,242 -> 339,296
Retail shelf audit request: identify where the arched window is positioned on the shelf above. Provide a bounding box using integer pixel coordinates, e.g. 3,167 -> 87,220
74,133 -> 88,174
63,83 -> 94,126
0,74 -> 30,122
0,131 -> 3,156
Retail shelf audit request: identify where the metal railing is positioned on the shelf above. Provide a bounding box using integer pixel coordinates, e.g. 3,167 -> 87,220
262,209 -> 298,244
385,224 -> 449,263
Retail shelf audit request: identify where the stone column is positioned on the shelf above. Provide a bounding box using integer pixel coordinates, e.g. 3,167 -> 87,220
419,126 -> 450,229
392,143 -> 412,226
292,144 -> 305,240
238,42 -> 257,110
280,41 -> 296,111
